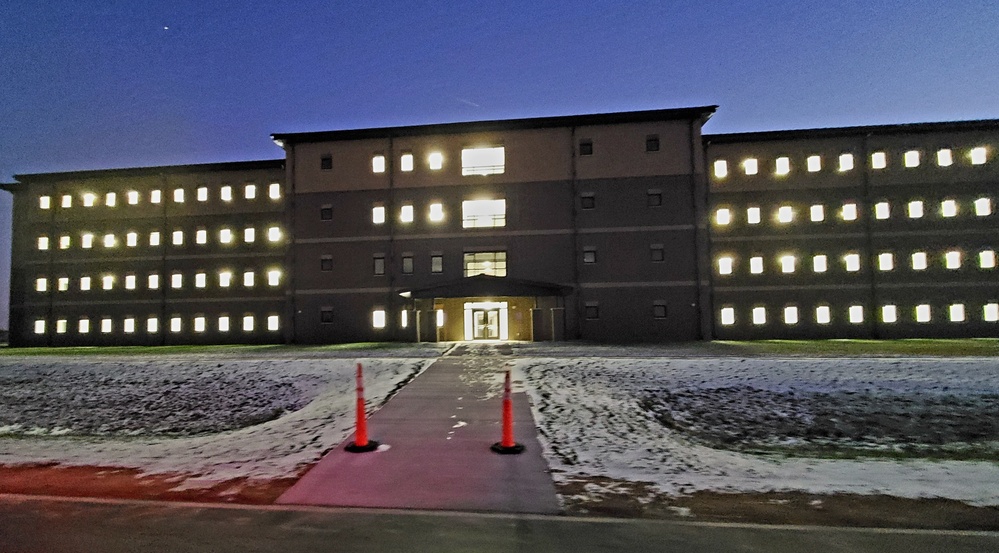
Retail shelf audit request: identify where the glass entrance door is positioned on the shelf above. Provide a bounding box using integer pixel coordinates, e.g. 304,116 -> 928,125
472,309 -> 500,339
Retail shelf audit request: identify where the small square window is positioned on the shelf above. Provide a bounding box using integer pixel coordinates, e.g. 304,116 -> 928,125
871,152 -> 887,169
720,307 -> 735,325
197,187 -> 208,202
320,155 -> 333,170
844,253 -> 861,272
777,205 -> 793,223
775,157 -> 790,175
372,309 -> 387,329
784,306 -> 799,325
580,194 -> 596,209
882,305 -> 898,323
750,256 -> 764,274
374,255 -> 386,275
221,186 -> 233,202
244,184 -> 257,200
321,256 -> 333,271
975,197 -> 992,216
713,160 -> 728,179
810,204 -> 825,222
838,153 -> 855,172
243,315 -> 255,332
579,140 -> 593,156
849,305 -> 864,324
984,303 -> 999,322
267,226 -> 281,242
945,250 -> 962,270
428,203 -> 445,222
269,182 -> 281,200
243,271 -> 255,287
584,303 -> 600,319
645,135 -> 660,152
147,317 -> 159,333
904,150 -> 920,167
583,248 -> 597,264
970,147 -> 988,165
980,250 -> 996,269
878,253 -> 894,271
746,207 -> 761,224
400,153 -> 414,172
400,204 -> 414,223
39,195 -> 51,209
717,256 -> 733,275
647,190 -> 662,207
875,202 -> 890,220
950,303 -> 966,323
320,307 -> 334,324
372,205 -> 386,224
937,149 -> 953,167
431,254 -> 443,273
816,305 -> 831,324
195,272 -> 207,288
319,206 -> 333,220
742,158 -> 758,175
428,152 -> 444,170
752,307 -> 766,325
173,188 -> 185,203
908,201 -> 924,219
941,199 -> 958,217
806,155 -> 821,172
244,227 -> 256,243
841,203 -> 858,221
916,304 -> 932,323
170,317 -> 183,333
652,303 -> 667,319
127,191 -> 139,205
780,255 -> 796,273
194,316 -> 206,333
402,255 -> 414,274
911,252 -> 928,270
105,192 -> 117,207
813,255 -> 828,273
372,155 -> 386,173
651,245 -> 665,262
715,208 -> 731,225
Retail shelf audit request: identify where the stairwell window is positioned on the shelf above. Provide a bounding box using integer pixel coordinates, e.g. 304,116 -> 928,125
461,146 -> 505,176
462,199 -> 506,228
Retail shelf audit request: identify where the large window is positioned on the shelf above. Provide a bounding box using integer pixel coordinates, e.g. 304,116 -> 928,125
461,146 -> 505,176
464,251 -> 506,277
462,199 -> 506,228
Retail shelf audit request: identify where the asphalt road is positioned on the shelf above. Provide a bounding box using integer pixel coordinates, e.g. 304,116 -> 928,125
2,495 -> 998,553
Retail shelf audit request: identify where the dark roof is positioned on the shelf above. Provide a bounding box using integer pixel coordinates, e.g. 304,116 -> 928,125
14,159 -> 284,184
400,275 -> 573,299
704,119 -> 999,144
272,106 -> 718,145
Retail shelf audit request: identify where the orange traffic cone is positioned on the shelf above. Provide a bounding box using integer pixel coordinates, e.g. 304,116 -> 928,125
491,370 -> 525,454
345,363 -> 379,453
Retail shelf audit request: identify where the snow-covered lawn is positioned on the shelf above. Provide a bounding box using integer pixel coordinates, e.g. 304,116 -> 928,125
514,357 -> 999,506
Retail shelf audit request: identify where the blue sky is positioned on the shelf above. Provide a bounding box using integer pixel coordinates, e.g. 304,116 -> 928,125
1,0 -> 997,328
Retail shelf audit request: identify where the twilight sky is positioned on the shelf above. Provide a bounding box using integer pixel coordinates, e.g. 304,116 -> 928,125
0,0 -> 998,328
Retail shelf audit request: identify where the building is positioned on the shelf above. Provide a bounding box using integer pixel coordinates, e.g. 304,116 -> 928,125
3,108 -> 997,346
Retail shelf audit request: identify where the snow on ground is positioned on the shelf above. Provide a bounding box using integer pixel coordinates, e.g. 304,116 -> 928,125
0,352 -> 438,484
514,357 -> 999,506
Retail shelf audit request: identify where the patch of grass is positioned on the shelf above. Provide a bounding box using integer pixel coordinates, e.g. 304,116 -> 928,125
0,342 -> 419,356
740,443 -> 999,462
715,339 -> 999,357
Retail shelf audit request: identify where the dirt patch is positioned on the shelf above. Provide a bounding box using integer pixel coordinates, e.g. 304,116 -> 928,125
0,463 -> 308,504
558,476 -> 999,530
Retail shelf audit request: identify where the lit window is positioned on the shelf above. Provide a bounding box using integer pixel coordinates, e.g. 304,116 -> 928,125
125,274 -> 136,290
372,206 -> 386,224
219,271 -> 233,287
975,197 -> 992,216
243,271 -> 255,287
878,253 -> 894,271
372,155 -> 386,173
428,152 -> 444,170
171,230 -> 183,246
245,184 -> 257,199
841,203 -> 857,221
147,317 -> 159,333
945,250 -> 961,269
807,155 -> 821,172
777,205 -> 793,223
400,204 -> 414,223
57,277 -> 68,291
871,152 -> 887,169
105,192 -> 117,207
171,317 -> 182,333
941,199 -> 958,217
904,150 -> 920,167
428,203 -> 445,222
875,202 -> 890,220
775,157 -> 790,175
244,227 -> 256,243
127,190 -> 139,204
102,233 -> 115,248
844,253 -> 861,272
461,146 -> 505,176
970,147 -> 988,165
148,273 -> 160,289
37,236 -> 49,250
838,153 -> 854,171
219,228 -> 233,244
267,315 -> 280,331
715,208 -> 731,225
937,149 -> 953,167
911,252 -> 928,270
780,255 -> 796,273
80,276 -> 92,291
219,316 -> 230,332
39,196 -> 51,209
194,316 -> 206,333
171,273 -> 182,289
713,160 -> 728,178
195,273 -> 206,288
980,250 -> 996,269
59,235 -> 70,249
267,269 -> 281,286
950,304 -> 966,322
816,305 -> 831,324
462,199 -> 506,228
149,231 -> 161,246
752,307 -> 766,325
197,187 -> 208,202
373,309 -> 387,329
742,158 -> 758,175
102,275 -> 114,290
810,204 -> 825,222
882,305 -> 898,323
79,318 -> 90,334
56,319 -> 67,333
750,256 -> 764,274
125,232 -> 137,247
908,201 -> 924,218
150,189 -> 162,204
720,307 -> 735,325
436,309 -> 445,327
173,188 -> 184,203
195,229 -> 207,245
35,278 -> 47,292
784,306 -> 799,324
400,153 -> 414,172
221,186 -> 233,202
269,182 -> 281,200
83,193 -> 96,207
463,251 -> 506,277
984,303 -> 999,322
717,256 -> 734,275
401,309 -> 409,328
61,194 -> 72,208
101,318 -> 112,334
267,226 -> 281,242
849,305 -> 864,324
34,319 -> 46,335
916,304 -> 931,322
746,207 -> 761,224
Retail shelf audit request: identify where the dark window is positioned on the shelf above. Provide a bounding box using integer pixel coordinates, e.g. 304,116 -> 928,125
647,191 -> 662,207
320,256 -> 333,271
651,245 -> 665,262
320,307 -> 334,323
585,304 -> 600,319
583,248 -> 597,264
653,303 -> 667,319
579,140 -> 593,156
580,194 -> 596,209
320,155 -> 333,171
402,255 -> 414,274
431,254 -> 443,273
646,135 -> 660,152
320,206 -> 333,220
373,255 -> 385,275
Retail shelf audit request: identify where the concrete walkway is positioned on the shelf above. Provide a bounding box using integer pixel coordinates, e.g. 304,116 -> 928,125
276,344 -> 560,514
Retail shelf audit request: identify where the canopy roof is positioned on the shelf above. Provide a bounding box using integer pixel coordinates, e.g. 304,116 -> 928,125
400,275 -> 572,299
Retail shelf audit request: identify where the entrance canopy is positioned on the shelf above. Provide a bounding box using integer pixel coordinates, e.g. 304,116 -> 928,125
399,274 -> 572,299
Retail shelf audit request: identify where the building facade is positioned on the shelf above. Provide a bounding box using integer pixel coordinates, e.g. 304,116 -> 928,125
4,109 -> 998,346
